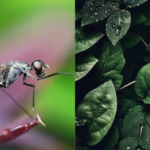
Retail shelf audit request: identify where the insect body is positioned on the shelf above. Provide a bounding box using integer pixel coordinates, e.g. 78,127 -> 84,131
0,60 -> 74,126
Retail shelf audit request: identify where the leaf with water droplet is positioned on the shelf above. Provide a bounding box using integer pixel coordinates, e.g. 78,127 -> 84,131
75,54 -> 98,81
106,10 -> 131,45
135,64 -> 150,104
123,0 -> 148,8
123,105 -> 150,142
116,137 -> 140,150
75,26 -> 104,54
81,0 -> 121,26
94,41 -> 125,89
76,80 -> 117,146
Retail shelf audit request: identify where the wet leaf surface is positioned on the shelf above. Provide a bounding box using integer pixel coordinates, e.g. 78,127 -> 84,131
123,0 -> 148,8
106,10 -> 131,45
81,0 -> 121,26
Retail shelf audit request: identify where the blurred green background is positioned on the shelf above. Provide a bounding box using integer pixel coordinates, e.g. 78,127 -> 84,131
0,0 -> 74,150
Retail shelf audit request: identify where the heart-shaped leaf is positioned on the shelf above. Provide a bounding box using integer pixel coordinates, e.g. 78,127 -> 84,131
76,80 -> 117,146
135,64 -> 150,104
123,0 -> 147,8
75,26 -> 104,54
75,54 -> 98,81
81,0 -> 121,26
95,41 -> 125,89
106,10 -> 131,45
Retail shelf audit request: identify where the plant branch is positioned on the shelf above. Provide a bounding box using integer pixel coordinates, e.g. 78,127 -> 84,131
117,81 -> 135,92
138,34 -> 148,47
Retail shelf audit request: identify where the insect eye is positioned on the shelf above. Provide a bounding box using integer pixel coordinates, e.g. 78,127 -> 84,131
33,61 -> 43,72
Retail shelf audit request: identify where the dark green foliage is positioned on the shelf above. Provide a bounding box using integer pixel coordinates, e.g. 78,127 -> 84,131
76,81 -> 117,145
76,0 -> 150,149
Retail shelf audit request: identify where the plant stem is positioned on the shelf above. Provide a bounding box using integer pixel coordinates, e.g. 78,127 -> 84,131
117,81 -> 135,92
139,35 -> 148,47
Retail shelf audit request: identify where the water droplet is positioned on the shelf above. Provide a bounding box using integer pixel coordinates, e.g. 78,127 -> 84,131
112,24 -> 116,28
95,12 -> 97,15
96,19 -> 98,22
128,5 -> 132,8
108,8 -> 111,11
127,147 -> 130,149
105,11 -> 107,13
101,4 -> 104,7
115,29 -> 120,35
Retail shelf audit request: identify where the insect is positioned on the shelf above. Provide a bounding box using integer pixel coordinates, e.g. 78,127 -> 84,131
0,60 -> 74,126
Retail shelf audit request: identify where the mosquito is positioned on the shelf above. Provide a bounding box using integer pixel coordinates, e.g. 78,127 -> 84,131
0,60 -> 74,126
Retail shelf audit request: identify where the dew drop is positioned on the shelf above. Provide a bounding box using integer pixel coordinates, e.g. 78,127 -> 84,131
127,147 -> 130,149
95,12 -> 97,15
96,19 -> 98,22
112,24 -> 116,28
128,5 -> 132,8
115,29 -> 120,35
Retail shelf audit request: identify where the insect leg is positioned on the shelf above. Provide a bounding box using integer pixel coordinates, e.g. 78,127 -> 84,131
23,73 -> 45,126
37,72 -> 74,80
0,88 -> 33,118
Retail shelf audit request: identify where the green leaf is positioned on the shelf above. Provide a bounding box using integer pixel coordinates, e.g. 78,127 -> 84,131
123,0 -> 148,8
75,26 -> 104,54
146,44 -> 150,51
121,32 -> 141,48
75,54 -> 98,81
123,105 -> 150,141
76,80 -> 117,146
97,125 -> 119,150
116,137 -> 150,150
135,64 -> 150,104
131,10 -> 147,26
117,99 -> 143,119
95,41 -> 125,89
116,137 -> 140,150
106,10 -> 131,45
81,0 -> 121,26
143,19 -> 150,26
